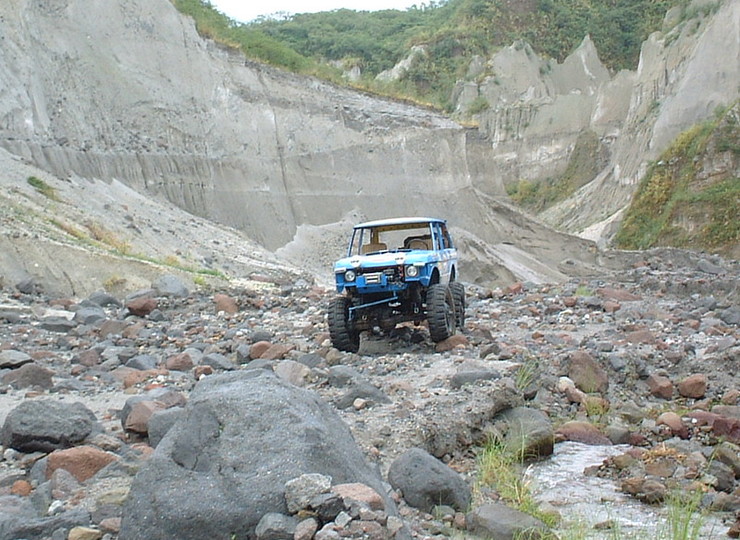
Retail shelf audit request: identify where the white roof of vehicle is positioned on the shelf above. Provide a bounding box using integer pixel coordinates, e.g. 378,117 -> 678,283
354,217 -> 445,229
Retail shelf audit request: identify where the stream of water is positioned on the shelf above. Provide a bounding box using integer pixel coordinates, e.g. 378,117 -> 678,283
526,442 -> 727,539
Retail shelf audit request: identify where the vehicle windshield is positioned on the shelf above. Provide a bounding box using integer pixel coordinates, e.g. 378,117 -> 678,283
348,223 -> 435,256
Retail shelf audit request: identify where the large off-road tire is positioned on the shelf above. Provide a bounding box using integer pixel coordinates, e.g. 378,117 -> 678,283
427,283 -> 456,342
328,296 -> 360,353
450,281 -> 466,329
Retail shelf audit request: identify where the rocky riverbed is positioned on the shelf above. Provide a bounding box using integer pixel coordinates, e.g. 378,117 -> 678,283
0,248 -> 738,540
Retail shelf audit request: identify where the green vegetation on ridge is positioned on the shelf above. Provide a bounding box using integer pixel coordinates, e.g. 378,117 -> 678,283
173,0 -> 689,109
506,130 -> 609,213
615,104 -> 739,257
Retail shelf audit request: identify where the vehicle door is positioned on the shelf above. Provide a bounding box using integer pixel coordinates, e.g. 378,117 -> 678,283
432,222 -> 455,284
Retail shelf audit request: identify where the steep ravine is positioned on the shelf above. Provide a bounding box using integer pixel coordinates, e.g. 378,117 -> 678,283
0,0 -> 629,294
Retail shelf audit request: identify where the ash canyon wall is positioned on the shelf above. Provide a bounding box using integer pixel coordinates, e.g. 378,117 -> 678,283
0,0 -> 737,295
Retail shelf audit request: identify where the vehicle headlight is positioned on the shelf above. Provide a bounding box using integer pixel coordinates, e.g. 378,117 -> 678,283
344,270 -> 356,282
405,265 -> 419,278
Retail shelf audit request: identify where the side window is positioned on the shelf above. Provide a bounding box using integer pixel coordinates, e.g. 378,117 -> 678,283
430,223 -> 441,250
441,224 -> 452,249
349,229 -> 366,256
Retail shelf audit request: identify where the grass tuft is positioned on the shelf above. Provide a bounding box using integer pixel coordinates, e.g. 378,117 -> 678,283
477,435 -> 558,528
27,176 -> 60,201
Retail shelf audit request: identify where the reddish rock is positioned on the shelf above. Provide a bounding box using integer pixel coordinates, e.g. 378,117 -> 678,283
687,410 -> 720,428
656,412 -> 688,438
1,363 -> 54,389
165,352 -> 193,371
603,301 -> 621,313
98,320 -> 131,338
68,526 -> 103,540
261,343 -> 294,360
10,479 -> 32,496
99,518 -> 122,534
249,341 -> 272,359
721,389 -> 740,405
728,517 -> 740,538
348,521 -> 384,537
611,453 -> 637,470
47,446 -> 118,482
625,329 -> 656,344
646,374 -> 674,399
131,442 -> 155,459
70,365 -> 87,376
127,297 -> 157,317
678,374 -> 708,399
124,401 -> 166,434
621,477 -> 644,496
640,479 -> 668,503
294,518 -> 319,540
122,369 -> 166,389
628,432 -> 647,446
505,282 -> 523,295
563,296 -> 578,308
713,416 -> 740,444
332,483 -> 384,511
567,350 -> 608,394
434,334 -> 469,352
564,385 -> 587,404
214,293 -> 238,314
73,349 -> 100,367
644,458 -> 678,478
122,322 -> 146,338
597,287 -> 641,301
50,298 -> 75,309
193,365 -> 213,378
555,421 -> 612,446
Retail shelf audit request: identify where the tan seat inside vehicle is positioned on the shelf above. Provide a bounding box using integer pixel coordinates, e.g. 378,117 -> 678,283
405,238 -> 432,250
361,242 -> 387,254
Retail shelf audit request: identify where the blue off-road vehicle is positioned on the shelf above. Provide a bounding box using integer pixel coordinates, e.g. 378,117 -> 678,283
328,217 -> 464,352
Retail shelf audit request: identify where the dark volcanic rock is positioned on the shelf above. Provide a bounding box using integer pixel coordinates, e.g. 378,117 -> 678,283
152,274 -> 189,298
1,400 -> 98,453
0,350 -> 32,369
467,503 -> 551,540
388,447 -> 471,513
494,406 -> 555,458
119,370 -> 395,540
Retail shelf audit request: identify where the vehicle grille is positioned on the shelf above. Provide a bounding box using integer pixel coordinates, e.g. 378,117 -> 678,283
364,272 -> 382,284
360,266 -> 402,284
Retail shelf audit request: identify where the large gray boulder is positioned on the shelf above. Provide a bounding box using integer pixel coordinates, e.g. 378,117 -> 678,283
119,370 -> 395,540
388,448 -> 471,513
0,350 -> 32,369
467,503 -> 551,540
151,274 -> 189,298
1,400 -> 98,453
493,407 -> 554,459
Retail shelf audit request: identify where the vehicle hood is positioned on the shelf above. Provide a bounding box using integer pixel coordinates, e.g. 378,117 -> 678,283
334,251 -> 434,271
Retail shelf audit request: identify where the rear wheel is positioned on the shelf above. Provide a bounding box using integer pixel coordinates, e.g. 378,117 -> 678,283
427,283 -> 455,342
450,281 -> 466,329
328,296 -> 360,352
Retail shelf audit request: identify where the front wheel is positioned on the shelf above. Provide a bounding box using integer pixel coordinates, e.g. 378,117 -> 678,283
328,296 -> 360,353
426,284 -> 456,342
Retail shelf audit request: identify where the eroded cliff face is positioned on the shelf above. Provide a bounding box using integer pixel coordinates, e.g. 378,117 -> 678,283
0,0 -> 506,252
454,0 -> 738,243
0,0 -> 733,295
0,0 -> 624,291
